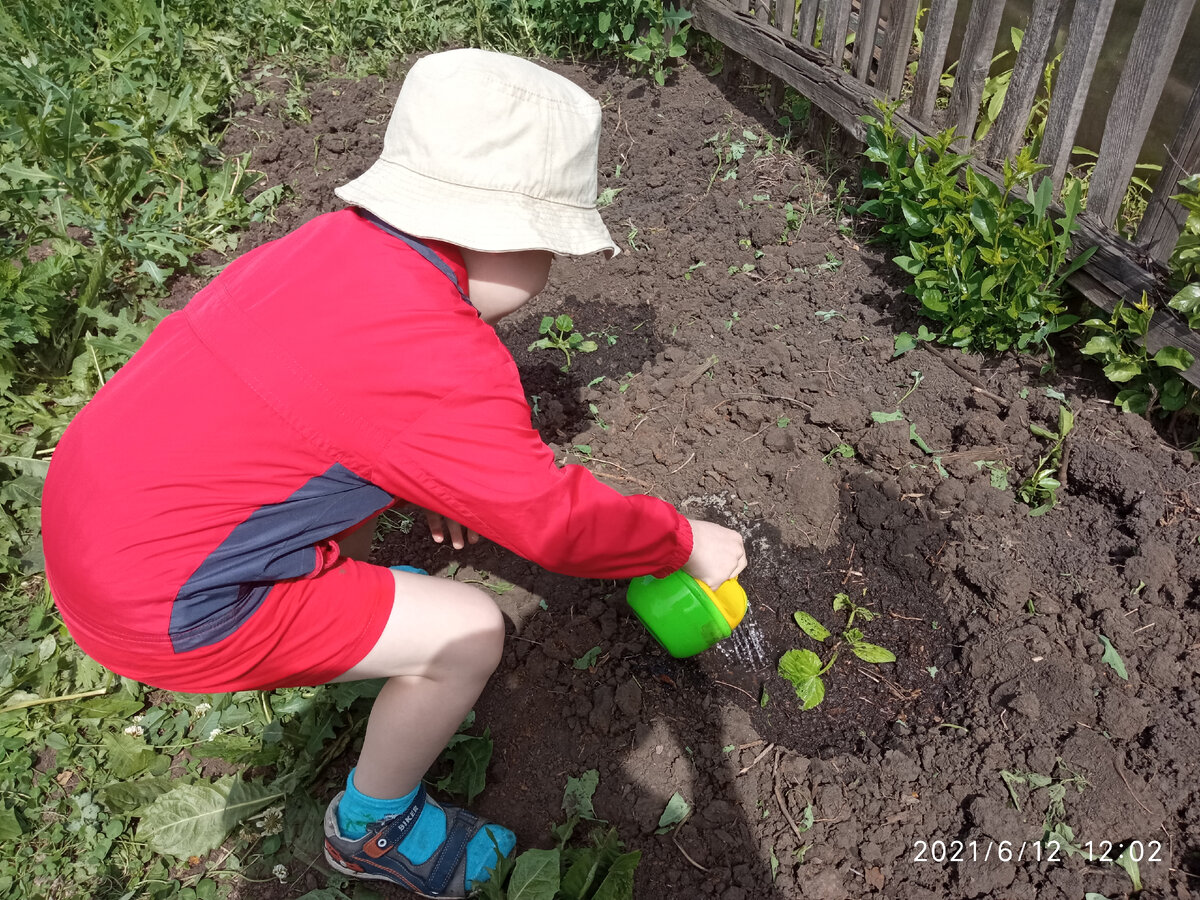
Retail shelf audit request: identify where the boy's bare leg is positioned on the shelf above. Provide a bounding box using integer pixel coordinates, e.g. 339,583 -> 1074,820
332,567 -> 505,798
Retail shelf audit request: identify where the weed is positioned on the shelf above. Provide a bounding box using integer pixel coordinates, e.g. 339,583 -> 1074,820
1018,405 -> 1074,514
822,443 -> 856,464
816,251 -> 842,273
683,260 -> 707,280
595,187 -> 623,207
529,314 -> 598,372
779,592 -> 895,710
814,309 -> 844,322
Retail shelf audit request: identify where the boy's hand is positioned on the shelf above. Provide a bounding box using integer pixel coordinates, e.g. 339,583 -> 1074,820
424,510 -> 481,550
683,518 -> 746,589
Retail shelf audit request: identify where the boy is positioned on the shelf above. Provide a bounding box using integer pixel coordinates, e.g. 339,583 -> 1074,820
42,49 -> 746,897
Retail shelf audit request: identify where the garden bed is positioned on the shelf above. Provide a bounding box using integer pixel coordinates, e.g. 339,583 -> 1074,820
217,58 -> 1200,900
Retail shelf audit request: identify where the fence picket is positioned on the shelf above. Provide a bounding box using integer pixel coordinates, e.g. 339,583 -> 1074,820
981,0 -> 1064,163
777,0 -> 797,38
910,0 -> 960,124
1137,81 -> 1200,262
1036,0 -> 1116,193
945,0 -> 1006,148
1087,0 -> 1198,227
854,0 -> 883,82
796,0 -> 819,45
825,0 -> 854,67
879,0 -> 923,100
755,0 -> 772,25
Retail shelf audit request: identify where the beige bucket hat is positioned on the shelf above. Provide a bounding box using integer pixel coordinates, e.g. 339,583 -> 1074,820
335,49 -> 619,257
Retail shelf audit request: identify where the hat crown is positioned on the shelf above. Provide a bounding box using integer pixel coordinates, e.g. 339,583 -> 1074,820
382,49 -> 600,209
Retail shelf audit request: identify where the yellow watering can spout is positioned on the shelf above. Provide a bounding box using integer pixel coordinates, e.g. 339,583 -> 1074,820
697,577 -> 747,630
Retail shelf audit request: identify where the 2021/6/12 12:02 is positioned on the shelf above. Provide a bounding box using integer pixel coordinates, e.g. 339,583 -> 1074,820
911,839 -> 1165,864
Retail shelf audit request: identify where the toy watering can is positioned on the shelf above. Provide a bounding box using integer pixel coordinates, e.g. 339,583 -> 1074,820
626,571 -> 747,657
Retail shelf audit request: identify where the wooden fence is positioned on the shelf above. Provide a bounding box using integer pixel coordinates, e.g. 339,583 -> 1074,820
686,0 -> 1200,384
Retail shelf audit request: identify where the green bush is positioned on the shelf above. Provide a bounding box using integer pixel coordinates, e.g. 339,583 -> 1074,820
856,101 -> 1094,358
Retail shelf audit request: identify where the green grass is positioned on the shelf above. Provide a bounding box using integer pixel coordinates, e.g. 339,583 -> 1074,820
0,2 -> 683,896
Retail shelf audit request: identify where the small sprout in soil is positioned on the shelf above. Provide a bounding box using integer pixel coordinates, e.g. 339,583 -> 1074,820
655,792 -> 690,833
759,685 -> 769,708
817,251 -> 842,272
529,394 -> 541,418
738,238 -> 752,250
770,847 -> 779,881
814,309 -> 844,322
562,769 -> 600,821
974,459 -> 1011,491
781,593 -> 896,710
587,375 -> 606,388
1018,404 -> 1074,515
529,314 -> 598,372
927,666 -> 938,678
722,744 -> 736,754
588,328 -> 619,347
573,444 -> 593,459
823,443 -> 856,464
684,260 -> 707,280
1097,633 -> 1128,680
777,415 -> 790,428
618,372 -> 637,392
589,403 -> 609,430
596,186 -> 623,207
727,263 -> 755,276
573,646 -> 601,670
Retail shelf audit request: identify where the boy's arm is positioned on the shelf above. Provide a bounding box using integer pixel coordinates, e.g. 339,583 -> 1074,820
374,382 -> 692,580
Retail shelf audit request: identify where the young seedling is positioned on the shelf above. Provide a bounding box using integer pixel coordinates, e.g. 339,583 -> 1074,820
1018,404 -> 1074,515
779,592 -> 895,710
529,314 -> 598,372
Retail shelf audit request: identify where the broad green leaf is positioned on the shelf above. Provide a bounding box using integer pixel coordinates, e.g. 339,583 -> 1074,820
1098,634 -> 1128,680
893,332 -> 918,356
137,776 -> 280,858
1103,361 -> 1142,383
96,776 -> 175,814
563,769 -> 600,821
1114,389 -> 1149,414
437,730 -> 493,804
1114,844 -> 1142,892
1080,334 -> 1120,357
508,848 -> 561,900
1152,346 -> 1194,370
969,198 -> 997,242
0,806 -> 23,840
591,849 -> 641,900
656,792 -> 690,832
1169,283 -> 1200,327
793,612 -> 830,642
101,732 -> 158,779
852,642 -> 896,663
833,593 -> 850,611
778,650 -> 826,710
893,255 -> 922,275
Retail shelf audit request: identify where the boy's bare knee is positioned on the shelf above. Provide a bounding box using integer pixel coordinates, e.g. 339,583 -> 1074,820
447,585 -> 505,677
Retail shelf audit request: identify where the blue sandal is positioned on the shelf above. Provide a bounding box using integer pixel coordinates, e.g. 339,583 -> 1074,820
323,786 -> 509,898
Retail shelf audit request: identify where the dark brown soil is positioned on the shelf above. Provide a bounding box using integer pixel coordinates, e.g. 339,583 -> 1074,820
212,56 -> 1200,900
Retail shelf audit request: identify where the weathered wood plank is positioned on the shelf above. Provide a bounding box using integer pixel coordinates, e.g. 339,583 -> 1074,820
825,0 -> 854,66
878,0 -> 923,100
777,0 -> 798,37
854,0 -> 883,82
755,0 -> 772,25
1137,79 -> 1200,263
946,0 -> 1005,148
910,0 -> 959,124
796,0 -> 819,45
981,0 -> 1064,163
1036,0 -> 1116,192
686,0 -> 1200,386
1088,0 -> 1198,227
689,0 -> 919,137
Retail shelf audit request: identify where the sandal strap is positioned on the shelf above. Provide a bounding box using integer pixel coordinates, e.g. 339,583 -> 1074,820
367,784 -> 428,853
426,807 -> 482,896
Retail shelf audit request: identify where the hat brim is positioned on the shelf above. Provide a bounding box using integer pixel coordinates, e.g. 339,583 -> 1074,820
335,158 -> 620,258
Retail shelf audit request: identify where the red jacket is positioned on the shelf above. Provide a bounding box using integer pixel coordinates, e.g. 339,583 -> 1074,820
42,209 -> 691,654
